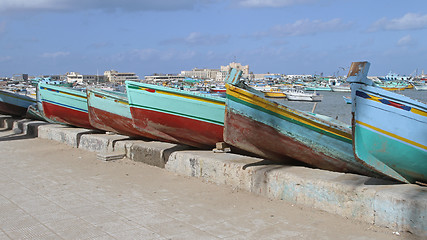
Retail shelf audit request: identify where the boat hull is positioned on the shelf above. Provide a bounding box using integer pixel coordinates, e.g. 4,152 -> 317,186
0,90 -> 36,116
39,84 -> 94,129
87,89 -> 160,139
224,84 -> 376,175
352,84 -> 427,183
126,81 -> 225,148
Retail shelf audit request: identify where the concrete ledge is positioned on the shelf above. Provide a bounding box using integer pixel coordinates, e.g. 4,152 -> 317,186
38,124 -> 98,148
166,151 -> 427,236
129,141 -> 191,168
79,133 -> 131,152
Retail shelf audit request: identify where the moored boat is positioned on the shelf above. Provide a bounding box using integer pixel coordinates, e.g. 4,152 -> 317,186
0,89 -> 36,116
126,81 -> 226,148
348,61 -> 427,184
223,68 -> 378,176
86,88 -> 162,140
39,83 -> 95,129
285,89 -> 323,102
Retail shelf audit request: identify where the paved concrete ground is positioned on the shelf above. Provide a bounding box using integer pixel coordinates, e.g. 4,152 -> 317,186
0,128 -> 419,239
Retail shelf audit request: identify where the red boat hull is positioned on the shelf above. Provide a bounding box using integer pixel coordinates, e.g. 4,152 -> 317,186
42,101 -> 94,129
130,107 -> 224,148
88,106 -> 161,140
224,109 -> 353,172
0,102 -> 28,116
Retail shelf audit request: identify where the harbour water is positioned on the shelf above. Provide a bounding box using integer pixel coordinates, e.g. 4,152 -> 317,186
273,89 -> 427,125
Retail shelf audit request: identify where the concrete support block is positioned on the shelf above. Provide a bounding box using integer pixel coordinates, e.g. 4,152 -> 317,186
0,115 -> 15,129
79,134 -> 131,152
12,119 -> 33,134
129,141 -> 190,168
166,151 -> 257,191
21,120 -> 50,137
38,124 -> 97,148
113,140 -> 147,159
164,151 -> 427,236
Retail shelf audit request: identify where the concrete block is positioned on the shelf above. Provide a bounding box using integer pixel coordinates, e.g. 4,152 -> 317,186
0,115 -> 13,128
21,120 -> 50,137
166,151 -> 258,192
38,124 -> 97,148
129,141 -> 190,168
79,134 -> 131,152
12,119 -> 33,134
113,140 -> 147,159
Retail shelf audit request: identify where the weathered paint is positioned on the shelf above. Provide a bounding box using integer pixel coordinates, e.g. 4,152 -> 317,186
348,61 -> 427,183
39,83 -> 94,129
126,81 -> 226,149
0,90 -> 36,116
87,88 -> 162,140
224,70 -> 379,176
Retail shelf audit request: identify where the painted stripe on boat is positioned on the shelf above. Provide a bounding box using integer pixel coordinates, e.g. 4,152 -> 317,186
42,99 -> 88,113
91,92 -> 128,105
356,120 -> 427,151
356,90 -> 427,117
227,85 -> 352,143
128,85 -> 225,106
40,86 -> 86,99
130,103 -> 223,126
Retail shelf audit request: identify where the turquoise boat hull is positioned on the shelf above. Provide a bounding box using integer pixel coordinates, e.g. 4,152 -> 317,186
348,62 -> 427,183
39,83 -> 94,129
126,81 -> 225,148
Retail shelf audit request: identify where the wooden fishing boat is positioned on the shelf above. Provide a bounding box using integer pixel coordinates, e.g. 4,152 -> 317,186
223,69 -> 378,176
38,83 -> 95,129
0,89 -> 36,116
348,61 -> 427,184
86,88 -> 163,140
126,81 -> 226,148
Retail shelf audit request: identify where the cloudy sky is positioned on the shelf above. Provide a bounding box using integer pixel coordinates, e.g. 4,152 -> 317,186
0,0 -> 426,77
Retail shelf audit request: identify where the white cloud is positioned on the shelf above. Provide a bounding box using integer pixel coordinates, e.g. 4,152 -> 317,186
41,51 -> 70,58
161,32 -> 230,46
0,0 -> 215,12
397,35 -> 415,47
265,18 -> 352,37
130,48 -> 196,61
369,13 -> 427,32
235,0 -> 315,7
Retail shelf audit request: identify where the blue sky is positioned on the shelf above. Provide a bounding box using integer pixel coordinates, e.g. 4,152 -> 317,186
0,0 -> 426,77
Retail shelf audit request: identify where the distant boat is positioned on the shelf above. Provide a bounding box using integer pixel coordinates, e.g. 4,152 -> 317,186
262,89 -> 287,98
285,89 -> 323,102
304,84 -> 332,91
348,61 -> 427,184
39,83 -> 95,129
343,96 -> 352,104
0,89 -> 36,116
412,83 -> 427,91
330,84 -> 351,92
223,68 -> 379,176
126,81 -> 226,148
86,88 -> 162,140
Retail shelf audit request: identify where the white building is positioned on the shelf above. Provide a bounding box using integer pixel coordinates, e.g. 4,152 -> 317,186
104,70 -> 139,83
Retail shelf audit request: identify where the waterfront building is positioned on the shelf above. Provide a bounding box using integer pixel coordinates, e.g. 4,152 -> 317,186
104,70 -> 139,83
144,74 -> 185,83
180,68 -> 220,80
